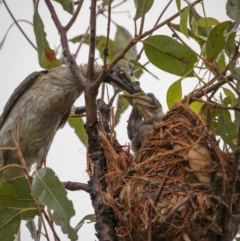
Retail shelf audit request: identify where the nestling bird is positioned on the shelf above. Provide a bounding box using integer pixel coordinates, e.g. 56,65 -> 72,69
0,64 -> 140,179
124,92 -> 164,152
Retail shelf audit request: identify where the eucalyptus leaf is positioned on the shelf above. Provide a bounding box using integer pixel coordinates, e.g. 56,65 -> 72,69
225,31 -> 236,57
0,209 -> 21,241
53,0 -> 73,14
189,101 -> 202,114
33,11 -> 61,69
0,177 -> 38,220
133,0 -> 154,20
114,25 -> 136,70
143,35 -> 197,76
206,21 -> 230,62
218,115 -> 238,151
226,0 -> 240,22
68,117 -> 87,147
166,79 -> 182,109
32,168 -> 77,241
180,5 -> 191,38
197,17 -> 219,27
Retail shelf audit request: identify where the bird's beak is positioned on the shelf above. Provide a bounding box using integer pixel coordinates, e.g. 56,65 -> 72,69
104,65 -> 142,94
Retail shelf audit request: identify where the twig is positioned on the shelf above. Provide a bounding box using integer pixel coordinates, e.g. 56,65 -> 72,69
93,0 -> 203,91
44,0 -> 86,87
74,6 -> 104,58
190,97 -> 240,111
3,0 -> 37,50
63,181 -> 90,192
64,0 -> 84,31
71,106 -> 86,114
42,209 -> 60,241
103,0 -> 112,67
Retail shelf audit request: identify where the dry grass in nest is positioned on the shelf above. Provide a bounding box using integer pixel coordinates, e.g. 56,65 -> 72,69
100,103 -> 235,241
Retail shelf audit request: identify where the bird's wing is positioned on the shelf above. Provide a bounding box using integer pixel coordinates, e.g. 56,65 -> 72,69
58,110 -> 71,130
0,70 -> 48,128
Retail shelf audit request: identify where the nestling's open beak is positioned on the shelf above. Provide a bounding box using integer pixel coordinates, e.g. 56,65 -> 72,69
123,92 -> 162,122
104,65 -> 142,94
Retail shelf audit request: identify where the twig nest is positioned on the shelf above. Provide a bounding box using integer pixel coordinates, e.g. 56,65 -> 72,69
103,103 -> 234,241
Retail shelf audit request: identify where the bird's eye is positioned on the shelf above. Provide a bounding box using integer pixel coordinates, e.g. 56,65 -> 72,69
119,70 -> 126,78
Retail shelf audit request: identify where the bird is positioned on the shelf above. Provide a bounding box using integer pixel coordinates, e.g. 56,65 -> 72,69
124,92 -> 164,152
0,64 -> 141,179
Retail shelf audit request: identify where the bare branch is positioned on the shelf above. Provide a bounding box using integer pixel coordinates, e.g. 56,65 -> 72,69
44,0 -> 86,88
3,0 -> 37,50
63,181 -> 90,192
64,0 -> 84,31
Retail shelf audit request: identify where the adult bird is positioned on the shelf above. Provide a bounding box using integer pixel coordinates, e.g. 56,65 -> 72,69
124,92 -> 164,152
0,64 -> 140,179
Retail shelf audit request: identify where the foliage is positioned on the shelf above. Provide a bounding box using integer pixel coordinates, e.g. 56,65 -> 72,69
1,0 -> 240,240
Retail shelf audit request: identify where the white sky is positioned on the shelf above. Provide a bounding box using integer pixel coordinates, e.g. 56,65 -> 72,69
0,0 -> 228,240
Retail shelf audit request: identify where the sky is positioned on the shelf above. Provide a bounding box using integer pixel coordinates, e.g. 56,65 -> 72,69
0,0 -> 228,240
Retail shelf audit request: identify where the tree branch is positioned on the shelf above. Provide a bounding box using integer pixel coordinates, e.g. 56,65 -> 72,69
3,0 -> 37,50
44,0 -> 86,88
63,181 -> 90,192
64,0 -> 84,31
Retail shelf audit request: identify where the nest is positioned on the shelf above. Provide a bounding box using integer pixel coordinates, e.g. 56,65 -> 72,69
100,103 -> 236,241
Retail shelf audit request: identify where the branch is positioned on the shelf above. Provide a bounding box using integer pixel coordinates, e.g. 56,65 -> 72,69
64,0 -> 84,31
3,0 -> 37,50
93,0 -> 203,91
103,0 -> 112,67
44,0 -> 86,88
63,181 -> 90,192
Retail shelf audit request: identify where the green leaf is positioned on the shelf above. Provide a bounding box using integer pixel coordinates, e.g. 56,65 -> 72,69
143,35 -> 198,76
166,79 -> 182,109
68,117 -> 87,147
180,5 -> 191,38
69,35 -> 114,61
196,17 -> 219,27
175,0 -> 181,13
115,95 -> 130,126
74,214 -> 95,233
225,31 -> 236,57
33,11 -> 61,69
222,87 -> 235,102
32,168 -> 77,241
0,177 -> 38,220
189,101 -> 202,114
133,0 -> 154,20
129,59 -> 159,80
0,208 -> 21,241
170,23 -> 204,43
102,0 -> 116,6
0,170 -> 3,188
114,25 -> 136,70
189,7 -> 211,37
227,0 -> 240,22
234,99 -> 240,126
217,53 -> 226,71
53,0 -> 73,14
218,115 -> 238,151
206,21 -> 231,62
